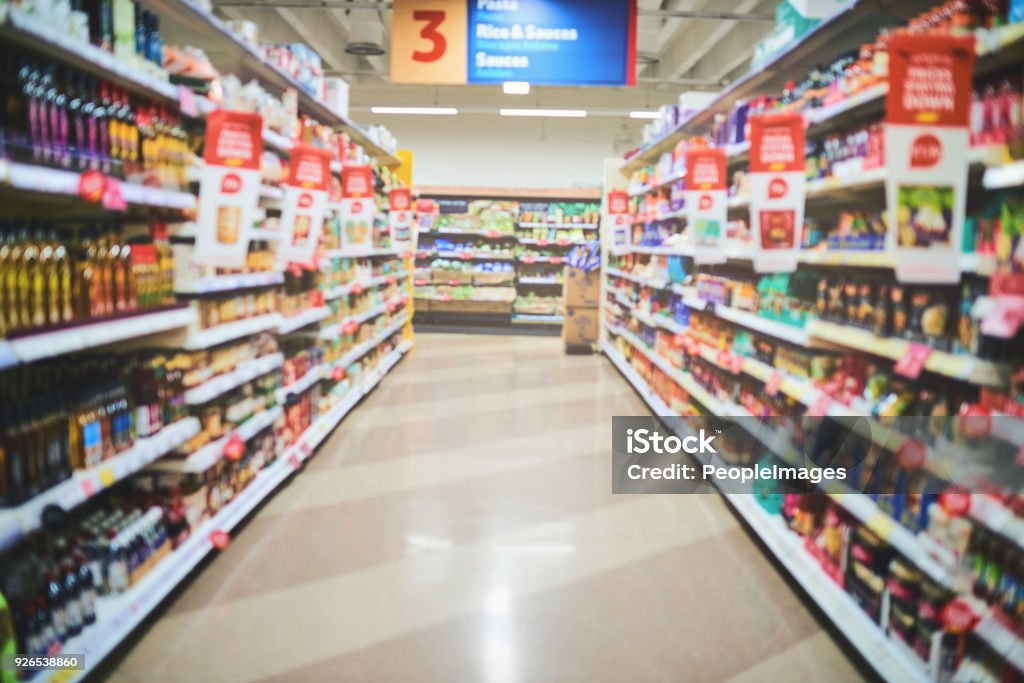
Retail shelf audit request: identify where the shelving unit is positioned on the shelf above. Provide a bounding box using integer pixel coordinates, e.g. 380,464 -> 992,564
414,189 -> 602,331
604,4 -> 1024,681
0,1 -> 416,678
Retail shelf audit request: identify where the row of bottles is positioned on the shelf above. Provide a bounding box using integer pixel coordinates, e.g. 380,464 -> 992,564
0,353 -> 188,506
0,223 -> 175,339
0,56 -> 189,188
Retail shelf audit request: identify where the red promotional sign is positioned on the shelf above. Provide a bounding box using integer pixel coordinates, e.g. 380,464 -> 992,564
78,169 -> 105,203
894,342 -> 933,379
341,164 -> 374,197
749,113 -> 805,173
886,32 -> 976,127
288,144 -> 332,191
685,148 -> 726,191
389,187 -> 412,211
204,110 -> 263,170
607,190 -> 630,215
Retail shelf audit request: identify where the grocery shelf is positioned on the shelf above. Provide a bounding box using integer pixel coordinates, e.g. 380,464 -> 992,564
0,417 -> 201,553
322,247 -> 401,260
969,496 -> 1024,550
1,161 -> 196,209
323,270 -> 407,301
687,297 -> 814,347
151,406 -> 283,474
511,314 -> 564,324
184,353 -> 284,405
324,313 -> 409,375
603,338 -> 934,683
275,364 -> 324,403
422,250 -> 515,261
983,160 -> 1024,190
419,228 -> 517,239
0,307 -> 197,369
518,238 -> 584,246
360,339 -> 413,393
317,298 -> 403,341
138,0 -> 401,166
183,313 -> 285,350
973,616 -> 1024,674
611,244 -> 691,256
517,277 -> 563,286
277,307 -> 331,335
605,267 -> 668,289
0,6 -> 178,103
518,222 -> 599,230
175,271 -> 284,295
806,319 -> 1009,388
517,255 -> 566,264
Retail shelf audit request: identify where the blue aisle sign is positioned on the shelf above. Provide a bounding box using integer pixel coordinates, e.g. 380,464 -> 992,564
468,0 -> 637,86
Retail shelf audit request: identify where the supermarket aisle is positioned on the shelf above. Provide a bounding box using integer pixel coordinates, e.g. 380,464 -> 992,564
108,334 -> 863,683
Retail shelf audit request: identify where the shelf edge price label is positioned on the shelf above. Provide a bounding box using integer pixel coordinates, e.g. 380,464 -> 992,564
765,371 -> 784,396
805,393 -> 832,417
894,342 -> 932,379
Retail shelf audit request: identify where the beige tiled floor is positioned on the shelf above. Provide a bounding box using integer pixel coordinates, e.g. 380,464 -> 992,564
106,334 -> 864,683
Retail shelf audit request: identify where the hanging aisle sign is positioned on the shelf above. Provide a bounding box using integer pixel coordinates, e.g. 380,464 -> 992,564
885,32 -> 975,284
195,111 -> 263,268
277,145 -> 332,268
339,197 -> 376,253
391,0 -> 637,87
748,112 -> 806,273
389,187 -> 415,251
685,148 -> 728,264
606,190 -> 630,247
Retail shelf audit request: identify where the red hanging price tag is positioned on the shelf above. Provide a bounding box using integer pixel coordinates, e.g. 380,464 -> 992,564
673,333 -> 687,348
288,452 -> 301,469
80,478 -> 96,498
352,283 -> 364,295
958,403 -> 992,438
414,278 -> 427,286
486,230 -> 500,238
551,257 -> 562,265
77,169 -> 106,203
806,393 -> 833,417
939,600 -> 977,635
716,350 -> 732,368
460,252 -> 472,261
331,365 -> 344,381
101,177 -> 127,211
522,256 -> 535,264
765,371 -> 784,396
209,530 -> 231,550
894,342 -> 933,379
223,433 -> 245,461
730,355 -> 744,375
439,295 -> 453,302
938,488 -> 972,517
404,250 -> 414,260
896,439 -> 927,470
448,279 -> 459,286
387,276 -> 396,285
537,239 -> 549,247
556,238 -> 569,246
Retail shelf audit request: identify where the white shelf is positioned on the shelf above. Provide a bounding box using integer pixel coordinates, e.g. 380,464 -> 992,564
511,314 -> 564,324
1,161 -> 195,209
151,406 -> 283,474
983,160 -> 1024,190
0,7 -> 177,102
175,271 -> 283,295
262,129 -> 294,156
360,340 -> 412,393
183,313 -> 284,350
323,270 -> 408,301
611,244 -> 691,257
517,238 -> 584,246
324,313 -> 409,374
518,223 -> 599,230
277,307 -> 331,335
974,616 -> 1024,675
323,247 -> 400,260
276,364 -> 324,403
605,267 -> 667,289
0,307 -> 196,369
0,417 -> 200,553
518,277 -> 563,285
806,319 -> 1009,388
318,299 -> 399,340
184,354 -> 284,405
432,250 -> 514,261
969,496 -> 1024,550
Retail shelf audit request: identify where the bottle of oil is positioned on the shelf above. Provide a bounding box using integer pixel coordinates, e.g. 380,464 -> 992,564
50,228 -> 74,324
5,229 -> 25,332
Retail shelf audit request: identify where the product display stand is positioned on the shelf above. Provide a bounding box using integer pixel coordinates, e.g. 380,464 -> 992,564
413,187 -> 601,334
604,5 -> 1024,682
0,3 -> 413,679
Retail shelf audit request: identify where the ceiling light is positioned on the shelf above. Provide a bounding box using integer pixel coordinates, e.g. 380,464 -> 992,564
629,111 -> 661,119
499,108 -> 587,118
370,106 -> 458,115
502,81 -> 531,95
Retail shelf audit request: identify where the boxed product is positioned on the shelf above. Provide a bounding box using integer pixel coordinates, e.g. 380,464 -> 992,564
564,306 -> 600,346
564,267 -> 601,307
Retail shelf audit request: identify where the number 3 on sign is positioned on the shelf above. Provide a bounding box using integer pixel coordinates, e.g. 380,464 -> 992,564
413,11 -> 446,62
392,0 -> 467,84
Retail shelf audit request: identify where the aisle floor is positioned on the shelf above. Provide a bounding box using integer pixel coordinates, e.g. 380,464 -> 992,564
108,334 -> 865,683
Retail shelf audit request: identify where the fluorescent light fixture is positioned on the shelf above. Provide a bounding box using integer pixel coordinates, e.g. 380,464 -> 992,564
503,81 -> 531,95
370,106 -> 458,115
629,111 -> 661,119
499,108 -> 587,118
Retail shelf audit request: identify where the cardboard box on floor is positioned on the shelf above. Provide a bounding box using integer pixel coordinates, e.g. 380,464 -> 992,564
563,305 -> 599,346
564,266 -> 600,308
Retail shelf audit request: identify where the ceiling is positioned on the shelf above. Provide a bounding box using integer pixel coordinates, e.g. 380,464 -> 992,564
210,0 -> 780,116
